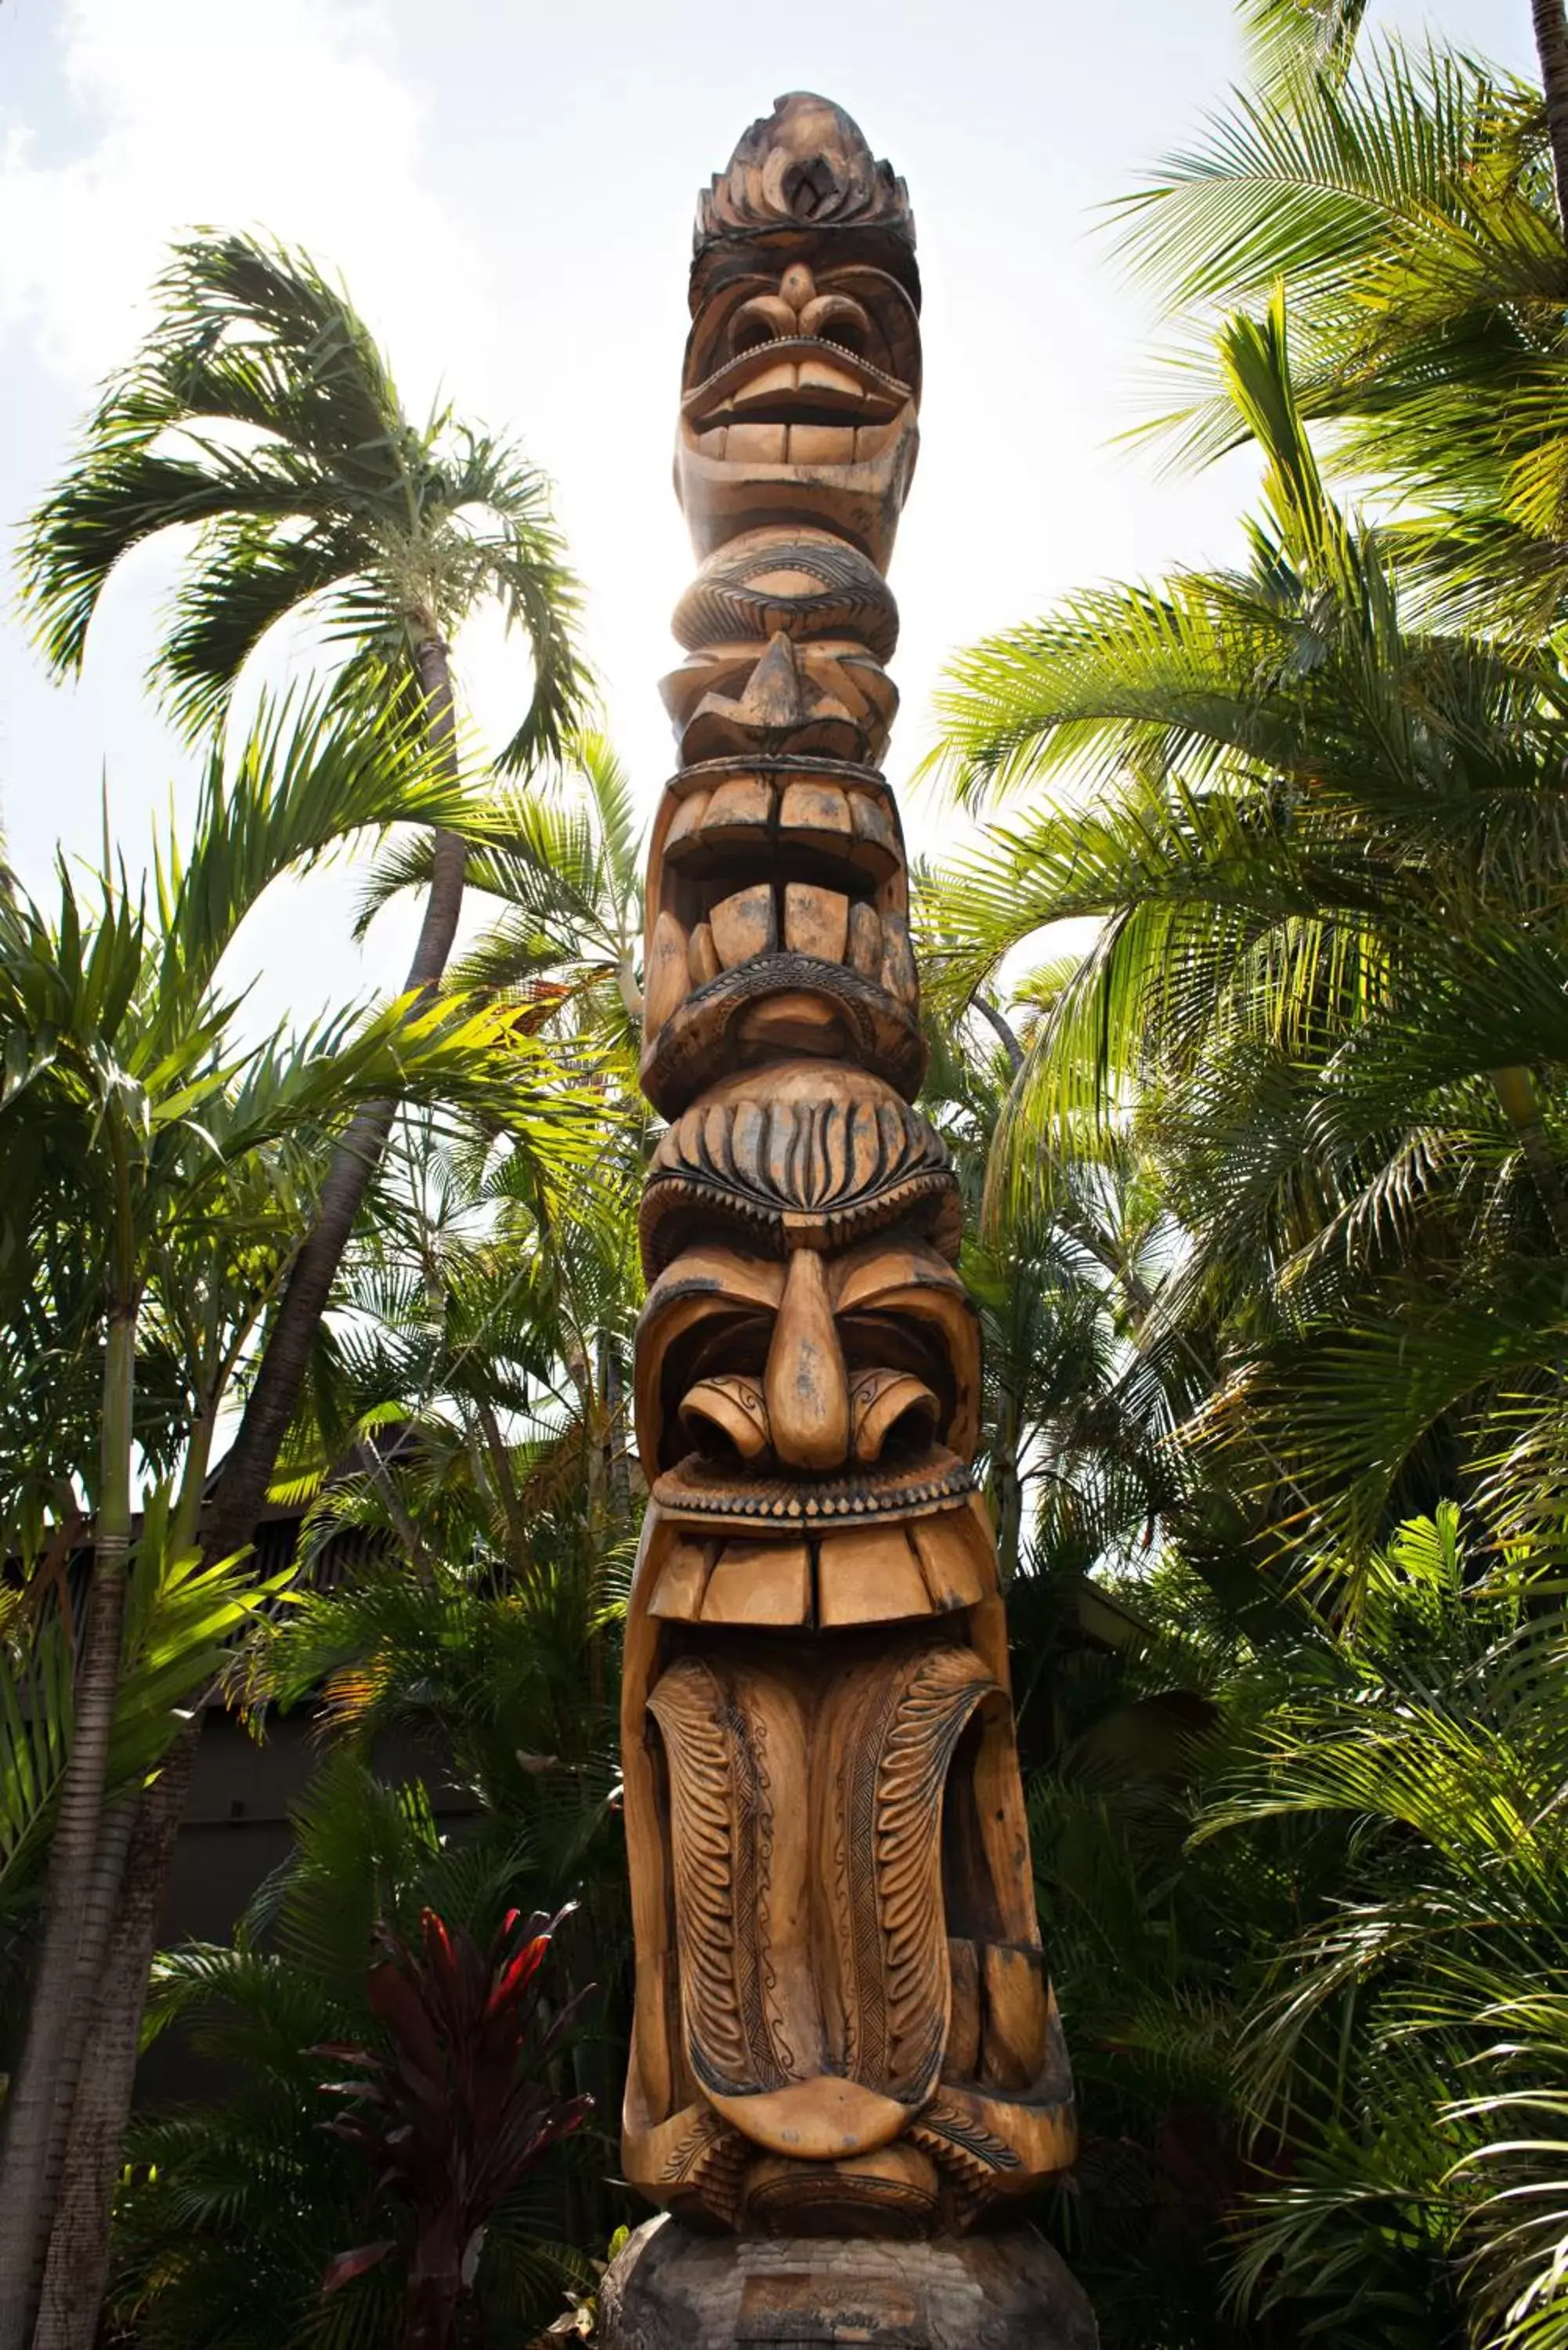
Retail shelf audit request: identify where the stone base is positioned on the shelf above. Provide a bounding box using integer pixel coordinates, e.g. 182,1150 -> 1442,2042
597,2217 -> 1098,2348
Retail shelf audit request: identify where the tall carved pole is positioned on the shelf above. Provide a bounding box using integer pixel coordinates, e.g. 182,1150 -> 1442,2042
607,95 -> 1095,2346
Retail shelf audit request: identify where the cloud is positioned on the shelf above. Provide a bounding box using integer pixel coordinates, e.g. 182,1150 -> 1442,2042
0,0 -> 495,408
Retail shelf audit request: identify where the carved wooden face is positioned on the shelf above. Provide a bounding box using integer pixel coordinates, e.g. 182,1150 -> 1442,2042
636,1232 -> 979,1520
661,634 -> 898,767
677,261 -> 921,567
639,761 -> 920,1117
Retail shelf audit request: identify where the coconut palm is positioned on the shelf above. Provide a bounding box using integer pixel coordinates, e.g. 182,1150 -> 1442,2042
1234,0 -> 1367,96
0,696 -> 599,2350
15,239 -> 589,2348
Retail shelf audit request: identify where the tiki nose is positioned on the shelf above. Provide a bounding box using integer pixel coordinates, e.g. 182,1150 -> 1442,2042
764,1246 -> 850,1472
779,261 -> 818,318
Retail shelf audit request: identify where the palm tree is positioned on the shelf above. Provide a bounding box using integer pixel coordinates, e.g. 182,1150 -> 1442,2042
0,698 -> 598,2350
340,733 -> 651,1712
910,967 -> 1168,1588
15,237 -> 587,2348
0,1502 -> 285,1940
1112,5 -> 1568,636
21,230 -> 587,1574
1234,0 -> 1367,94
360,729 -> 648,1069
258,1090 -> 644,1776
1207,1502 -> 1568,2348
924,300 -> 1568,1578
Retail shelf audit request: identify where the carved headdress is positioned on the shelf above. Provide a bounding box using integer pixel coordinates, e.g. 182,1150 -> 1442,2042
692,91 -> 920,303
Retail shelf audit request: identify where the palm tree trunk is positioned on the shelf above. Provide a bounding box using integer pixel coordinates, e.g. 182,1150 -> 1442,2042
603,1343 -> 631,1518
28,629 -> 467,2350
1533,0 -> 1568,228
995,1386 -> 1024,1586
0,1296 -> 138,2350
582,1341 -> 609,1714
970,989 -> 1024,1076
1490,1065 -> 1568,1254
32,1737 -> 195,2350
168,1385 -> 220,1561
475,1400 -> 529,1572
356,1437 -> 435,1578
201,625 -> 464,1567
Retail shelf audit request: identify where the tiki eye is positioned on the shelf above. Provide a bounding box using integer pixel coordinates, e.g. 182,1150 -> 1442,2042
837,1311 -> 945,1383
686,1313 -> 773,1383
654,1311 -> 774,1470
836,1312 -> 956,1444
817,267 -> 920,391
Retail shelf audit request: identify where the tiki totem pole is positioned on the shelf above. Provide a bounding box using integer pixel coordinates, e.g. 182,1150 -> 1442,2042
619,94 -> 1078,2258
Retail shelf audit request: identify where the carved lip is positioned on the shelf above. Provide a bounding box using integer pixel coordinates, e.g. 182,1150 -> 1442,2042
652,1446 -> 974,1528
683,337 -> 910,432
640,953 -> 928,1123
660,767 -> 902,891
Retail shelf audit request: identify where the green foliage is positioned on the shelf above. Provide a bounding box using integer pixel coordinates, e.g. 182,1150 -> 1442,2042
359,729 -> 649,1072
0,685 -> 600,1554
110,1758 -> 597,2350
925,295 -> 1568,1590
1112,26 -> 1568,635
918,8 -> 1568,2338
21,232 -> 587,765
107,942 -> 645,2344
0,1491 -> 287,1983
11,9 -> 1568,2347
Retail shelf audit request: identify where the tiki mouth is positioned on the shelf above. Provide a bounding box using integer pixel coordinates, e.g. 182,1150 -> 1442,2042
663,766 -> 900,892
681,341 -> 912,473
645,765 -> 916,1043
683,337 -> 910,433
642,1478 -> 995,1630
652,1446 -> 974,1529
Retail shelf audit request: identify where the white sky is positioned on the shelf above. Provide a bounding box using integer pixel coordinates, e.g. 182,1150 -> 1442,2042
0,0 -> 1536,1033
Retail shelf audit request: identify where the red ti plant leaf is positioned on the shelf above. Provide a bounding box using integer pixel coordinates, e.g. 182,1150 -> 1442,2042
322,2242 -> 396,2295
318,1904 -> 593,2350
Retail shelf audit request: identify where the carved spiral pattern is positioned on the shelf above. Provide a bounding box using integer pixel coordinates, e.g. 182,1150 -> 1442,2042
649,1658 -> 784,2098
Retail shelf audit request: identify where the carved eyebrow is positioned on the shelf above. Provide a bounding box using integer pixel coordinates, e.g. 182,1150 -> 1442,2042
641,1247 -> 787,1317
831,1240 -> 967,1315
